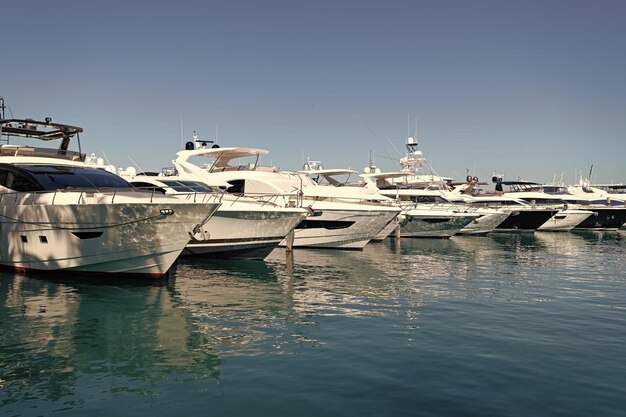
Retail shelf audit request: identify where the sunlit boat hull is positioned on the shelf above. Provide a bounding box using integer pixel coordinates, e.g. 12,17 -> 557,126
0,195 -> 217,277
398,210 -> 478,238
371,217 -> 401,241
280,206 -> 399,249
183,206 -> 308,259
537,209 -> 593,231
457,211 -> 510,235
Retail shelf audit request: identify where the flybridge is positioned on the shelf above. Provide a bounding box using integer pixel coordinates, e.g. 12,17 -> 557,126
0,117 -> 85,162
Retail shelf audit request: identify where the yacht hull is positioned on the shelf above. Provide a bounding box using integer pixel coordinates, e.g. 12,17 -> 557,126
280,208 -> 398,249
538,209 -> 593,231
182,208 -> 308,259
0,201 -> 214,277
399,211 -> 478,238
371,217 -> 401,241
457,212 -> 510,235
573,207 -> 626,230
493,209 -> 556,232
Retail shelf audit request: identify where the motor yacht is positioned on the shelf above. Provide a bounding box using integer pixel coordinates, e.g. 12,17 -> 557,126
459,195 -> 558,232
491,179 -> 594,231
356,138 -> 509,237
359,172 -> 494,237
542,180 -> 626,230
121,173 -> 309,259
171,141 -> 400,249
0,116 -> 219,277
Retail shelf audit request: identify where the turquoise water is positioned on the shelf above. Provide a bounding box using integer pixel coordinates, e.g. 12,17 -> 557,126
1,231 -> 625,416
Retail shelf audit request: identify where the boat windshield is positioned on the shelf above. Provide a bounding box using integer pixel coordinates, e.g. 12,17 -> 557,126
17,165 -> 132,191
161,180 -> 215,193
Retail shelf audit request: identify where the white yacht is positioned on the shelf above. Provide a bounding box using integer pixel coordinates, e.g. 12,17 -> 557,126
122,173 -> 309,259
0,117 -> 220,277
458,195 -> 559,232
171,143 -> 400,249
491,179 -> 594,231
356,137 -> 509,237
359,172 -> 497,237
542,180 -> 626,230
590,183 -> 626,202
297,165 -> 418,240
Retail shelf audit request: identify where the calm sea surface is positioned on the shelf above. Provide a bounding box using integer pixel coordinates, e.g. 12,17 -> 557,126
1,231 -> 625,417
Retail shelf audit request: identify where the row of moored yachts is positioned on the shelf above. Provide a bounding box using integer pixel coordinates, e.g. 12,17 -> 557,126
1,114 -> 624,278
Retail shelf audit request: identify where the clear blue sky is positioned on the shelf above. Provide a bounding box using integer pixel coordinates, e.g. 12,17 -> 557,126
2,0 -> 625,184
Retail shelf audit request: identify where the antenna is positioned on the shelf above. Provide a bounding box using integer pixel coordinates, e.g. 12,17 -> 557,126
588,164 -> 594,182
180,118 -> 184,150
407,114 -> 410,139
102,151 -> 112,166
129,156 -> 144,174
215,121 -> 219,144
0,97 -> 5,119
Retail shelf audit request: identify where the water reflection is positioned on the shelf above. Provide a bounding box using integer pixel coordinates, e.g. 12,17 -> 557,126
2,232 -> 625,410
0,272 -> 218,406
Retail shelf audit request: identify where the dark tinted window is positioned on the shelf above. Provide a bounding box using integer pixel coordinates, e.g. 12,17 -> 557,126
161,180 -> 192,192
0,169 -> 41,191
227,179 -> 245,194
20,166 -> 132,190
178,181 -> 215,193
130,181 -> 166,194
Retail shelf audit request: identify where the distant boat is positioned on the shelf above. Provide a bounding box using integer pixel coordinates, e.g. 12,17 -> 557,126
489,180 -> 594,231
542,180 -> 626,230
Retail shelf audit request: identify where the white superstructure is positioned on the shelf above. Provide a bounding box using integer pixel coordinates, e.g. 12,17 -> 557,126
171,146 -> 400,249
0,117 -> 219,277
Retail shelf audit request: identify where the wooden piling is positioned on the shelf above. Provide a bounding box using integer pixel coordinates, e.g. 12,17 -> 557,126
285,230 -> 295,252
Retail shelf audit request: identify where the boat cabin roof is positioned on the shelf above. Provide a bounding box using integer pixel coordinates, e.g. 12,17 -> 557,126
299,168 -> 358,176
361,171 -> 410,180
0,118 -> 83,140
176,147 -> 269,167
0,118 -> 85,162
299,168 -> 360,187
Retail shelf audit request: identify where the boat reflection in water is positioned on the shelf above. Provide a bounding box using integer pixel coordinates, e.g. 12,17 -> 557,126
0,272 -> 220,403
2,231 -> 624,413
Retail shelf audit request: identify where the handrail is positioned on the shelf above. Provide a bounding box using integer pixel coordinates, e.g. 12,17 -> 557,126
0,187 -> 151,206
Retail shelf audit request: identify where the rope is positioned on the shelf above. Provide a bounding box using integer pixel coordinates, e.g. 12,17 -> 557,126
0,212 -> 166,231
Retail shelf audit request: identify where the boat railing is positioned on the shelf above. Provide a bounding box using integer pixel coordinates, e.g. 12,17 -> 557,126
306,195 -> 398,207
0,187 -> 182,206
235,191 -> 299,208
401,202 -> 477,213
175,191 -> 224,204
0,144 -> 85,161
